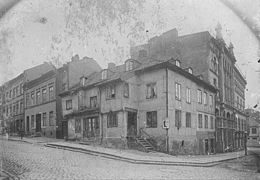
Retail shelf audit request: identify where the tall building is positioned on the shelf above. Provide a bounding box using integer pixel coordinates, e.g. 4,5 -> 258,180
130,25 -> 247,152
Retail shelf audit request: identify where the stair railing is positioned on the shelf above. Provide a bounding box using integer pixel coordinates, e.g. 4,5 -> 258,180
139,127 -> 153,140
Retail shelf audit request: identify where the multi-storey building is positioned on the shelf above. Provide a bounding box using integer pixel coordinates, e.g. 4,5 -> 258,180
245,109 -> 260,147
2,62 -> 56,134
61,58 -> 217,155
0,85 -> 4,132
58,55 -> 101,138
24,68 -> 59,138
130,25 -> 247,152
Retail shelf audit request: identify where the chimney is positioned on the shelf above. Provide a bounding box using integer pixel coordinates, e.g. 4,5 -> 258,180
215,23 -> 223,40
71,54 -> 79,62
108,62 -> 116,70
228,42 -> 234,56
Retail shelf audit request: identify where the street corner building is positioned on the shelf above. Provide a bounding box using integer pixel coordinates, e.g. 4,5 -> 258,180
60,56 -> 218,155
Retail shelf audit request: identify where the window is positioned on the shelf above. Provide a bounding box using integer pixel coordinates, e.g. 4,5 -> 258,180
146,83 -> 157,99
197,89 -> 202,103
49,86 -> 54,100
49,111 -> 54,126
175,60 -> 180,67
252,128 -> 257,134
20,83 -> 23,94
90,96 -> 97,108
205,115 -> 208,128
203,92 -> 207,105
213,78 -> 217,87
210,116 -> 214,129
107,111 -> 118,128
101,70 -> 107,80
186,88 -> 191,103
123,83 -> 129,98
209,95 -> 213,107
26,93 -> 30,106
36,90 -> 40,104
13,88 -> 15,98
66,100 -> 72,110
186,112 -> 191,128
175,83 -> 181,100
146,111 -> 157,128
188,68 -> 193,74
175,110 -> 182,129
106,85 -> 116,99
42,88 -> 47,103
31,115 -> 34,128
42,112 -> 47,126
198,114 -> 203,128
126,61 -> 134,71
31,92 -> 35,105
9,90 -> 11,98
75,118 -> 81,133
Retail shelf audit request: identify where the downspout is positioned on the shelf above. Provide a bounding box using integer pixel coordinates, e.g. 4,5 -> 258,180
166,67 -> 169,153
98,86 -> 103,143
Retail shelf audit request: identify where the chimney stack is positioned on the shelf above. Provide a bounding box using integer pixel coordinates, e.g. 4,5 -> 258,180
71,54 -> 79,62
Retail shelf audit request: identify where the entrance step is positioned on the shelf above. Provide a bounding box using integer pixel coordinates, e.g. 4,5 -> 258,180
136,137 -> 155,152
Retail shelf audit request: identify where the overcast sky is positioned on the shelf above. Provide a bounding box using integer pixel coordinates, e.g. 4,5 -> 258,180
0,0 -> 259,109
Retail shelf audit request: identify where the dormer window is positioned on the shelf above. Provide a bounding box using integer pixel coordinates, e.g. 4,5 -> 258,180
80,77 -> 87,86
126,60 -> 134,71
175,60 -> 180,67
188,68 -> 193,74
101,70 -> 107,80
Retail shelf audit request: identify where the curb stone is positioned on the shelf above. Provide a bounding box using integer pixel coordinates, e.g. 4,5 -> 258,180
44,143 -> 244,167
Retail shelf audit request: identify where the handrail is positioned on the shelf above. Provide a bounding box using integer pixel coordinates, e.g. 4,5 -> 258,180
139,127 -> 153,139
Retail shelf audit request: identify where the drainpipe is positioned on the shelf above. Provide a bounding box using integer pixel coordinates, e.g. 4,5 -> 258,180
98,87 -> 103,143
166,67 -> 169,153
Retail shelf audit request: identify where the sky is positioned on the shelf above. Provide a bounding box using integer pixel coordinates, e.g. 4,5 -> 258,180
0,0 -> 259,109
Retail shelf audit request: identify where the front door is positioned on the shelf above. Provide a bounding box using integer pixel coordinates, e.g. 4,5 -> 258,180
127,111 -> 137,138
62,121 -> 68,138
26,117 -> 29,132
36,114 -> 41,132
83,117 -> 99,138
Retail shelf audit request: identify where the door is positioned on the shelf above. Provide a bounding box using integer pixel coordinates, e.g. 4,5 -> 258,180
26,116 -> 29,132
205,139 -> 209,154
62,121 -> 68,138
83,117 -> 99,138
127,111 -> 137,138
36,114 -> 41,132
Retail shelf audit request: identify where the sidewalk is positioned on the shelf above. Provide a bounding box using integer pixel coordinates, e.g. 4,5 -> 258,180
6,136 -> 245,167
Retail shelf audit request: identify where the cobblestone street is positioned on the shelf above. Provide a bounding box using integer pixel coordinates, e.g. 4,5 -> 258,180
0,139 -> 259,180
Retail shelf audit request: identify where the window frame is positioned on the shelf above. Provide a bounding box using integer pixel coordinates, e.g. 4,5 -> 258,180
204,115 -> 208,129
146,83 -> 157,99
198,114 -> 203,128
107,111 -> 118,128
186,112 -> 191,128
66,99 -> 72,110
175,109 -> 182,129
175,83 -> 181,101
197,89 -> 202,104
186,88 -> 191,104
146,111 -> 157,128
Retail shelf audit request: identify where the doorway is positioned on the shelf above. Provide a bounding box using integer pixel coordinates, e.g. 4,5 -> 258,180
127,111 -> 137,139
36,114 -> 41,132
205,139 -> 209,154
83,117 -> 99,138
26,116 -> 29,132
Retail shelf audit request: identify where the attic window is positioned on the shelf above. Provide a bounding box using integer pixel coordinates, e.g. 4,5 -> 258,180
188,68 -> 193,74
126,60 -> 134,71
101,70 -> 107,80
175,60 -> 180,67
